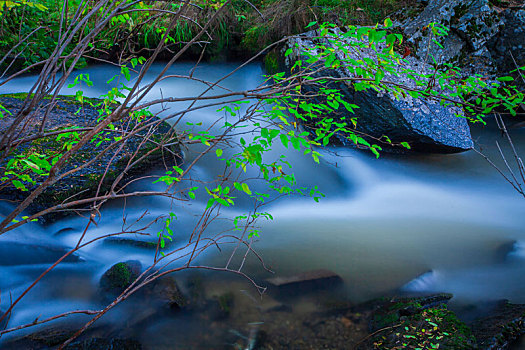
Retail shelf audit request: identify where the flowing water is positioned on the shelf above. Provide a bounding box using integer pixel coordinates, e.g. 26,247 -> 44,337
1,62 -> 525,348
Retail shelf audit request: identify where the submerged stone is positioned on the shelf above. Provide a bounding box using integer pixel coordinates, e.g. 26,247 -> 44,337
266,269 -> 343,295
0,242 -> 81,266
471,301 -> 525,349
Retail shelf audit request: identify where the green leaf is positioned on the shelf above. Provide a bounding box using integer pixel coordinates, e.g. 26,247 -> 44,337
241,182 -> 252,195
215,148 -> 223,157
280,134 -> 289,148
121,66 -> 131,81
305,21 -> 317,29
375,69 -> 385,83
400,141 -> 411,149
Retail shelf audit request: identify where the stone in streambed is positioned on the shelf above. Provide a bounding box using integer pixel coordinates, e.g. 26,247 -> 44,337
0,241 -> 81,266
99,260 -> 142,298
144,275 -> 186,310
99,261 -> 187,312
471,301 -> 525,349
266,269 -> 343,296
0,94 -> 182,222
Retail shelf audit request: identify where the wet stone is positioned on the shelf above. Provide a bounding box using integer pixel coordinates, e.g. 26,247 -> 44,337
266,269 -> 343,296
0,242 -> 81,266
99,260 -> 142,298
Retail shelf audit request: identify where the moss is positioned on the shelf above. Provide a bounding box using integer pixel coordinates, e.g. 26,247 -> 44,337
218,292 -> 234,313
108,263 -> 133,288
369,298 -> 476,349
0,93 -> 109,107
264,50 -> 280,74
0,94 -> 180,220
99,261 -> 141,296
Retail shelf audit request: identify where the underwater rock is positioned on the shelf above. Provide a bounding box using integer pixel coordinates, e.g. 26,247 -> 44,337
145,275 -> 187,310
266,269 -> 343,296
471,301 -> 525,349
0,241 -> 81,266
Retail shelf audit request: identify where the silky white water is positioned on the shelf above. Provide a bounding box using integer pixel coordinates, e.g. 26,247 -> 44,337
1,62 -> 524,346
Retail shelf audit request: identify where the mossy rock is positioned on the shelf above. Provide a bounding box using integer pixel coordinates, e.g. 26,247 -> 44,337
362,294 -> 477,350
99,260 -> 142,298
0,94 -> 181,222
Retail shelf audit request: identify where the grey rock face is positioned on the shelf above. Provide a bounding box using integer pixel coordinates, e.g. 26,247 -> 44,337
488,9 -> 525,90
285,29 -> 474,153
400,0 -> 503,76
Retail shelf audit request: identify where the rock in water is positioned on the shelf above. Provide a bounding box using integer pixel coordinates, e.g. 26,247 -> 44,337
266,269 -> 343,295
0,242 -> 81,266
285,29 -> 474,153
471,301 -> 525,349
99,260 -> 142,298
146,276 -> 186,310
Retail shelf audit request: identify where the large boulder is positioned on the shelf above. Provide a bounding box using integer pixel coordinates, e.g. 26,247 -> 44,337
284,29 -> 474,153
487,9 -> 525,91
399,0 -> 503,76
398,0 -> 525,91
0,94 -> 181,222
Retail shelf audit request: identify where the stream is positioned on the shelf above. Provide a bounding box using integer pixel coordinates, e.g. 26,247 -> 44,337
1,62 -> 524,348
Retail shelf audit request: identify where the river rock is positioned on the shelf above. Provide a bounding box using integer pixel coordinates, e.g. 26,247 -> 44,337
266,269 -> 343,296
285,29 -> 474,153
471,301 -> 525,349
0,94 -> 181,222
99,260 -> 142,298
102,237 -> 160,249
0,241 -> 81,265
362,293 -> 477,349
144,275 -> 186,310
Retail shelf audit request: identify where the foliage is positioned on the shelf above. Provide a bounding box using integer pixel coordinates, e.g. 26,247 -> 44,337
0,0 -> 524,346
371,303 -> 476,349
